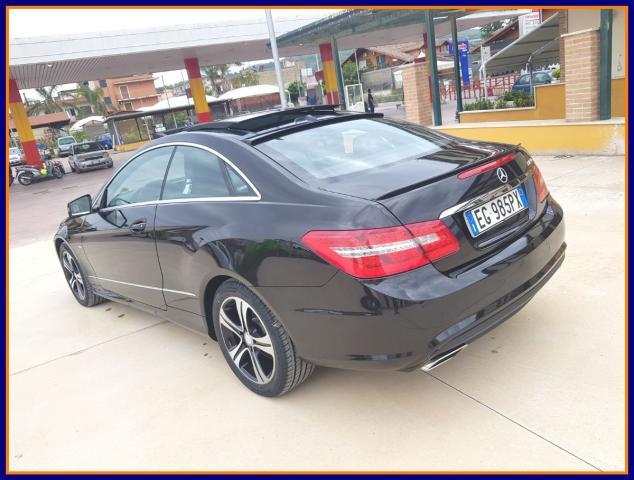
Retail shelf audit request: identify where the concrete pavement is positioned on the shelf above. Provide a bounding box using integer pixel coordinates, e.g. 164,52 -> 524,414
8,154 -> 626,471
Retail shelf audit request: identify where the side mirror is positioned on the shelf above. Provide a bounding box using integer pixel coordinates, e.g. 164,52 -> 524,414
68,194 -> 93,217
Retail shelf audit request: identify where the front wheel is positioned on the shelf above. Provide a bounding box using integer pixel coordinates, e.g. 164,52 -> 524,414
53,166 -> 64,179
213,280 -> 314,397
58,244 -> 105,307
17,171 -> 33,186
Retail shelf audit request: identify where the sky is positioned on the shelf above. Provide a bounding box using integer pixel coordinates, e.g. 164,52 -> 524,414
9,8 -> 340,99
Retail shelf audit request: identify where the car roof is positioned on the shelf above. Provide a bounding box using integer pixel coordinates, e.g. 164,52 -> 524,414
162,105 -> 384,145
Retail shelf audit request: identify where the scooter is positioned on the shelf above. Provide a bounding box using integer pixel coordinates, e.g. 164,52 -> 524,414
16,159 -> 65,186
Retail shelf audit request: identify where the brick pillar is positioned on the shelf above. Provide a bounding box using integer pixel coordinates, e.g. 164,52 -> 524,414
563,28 -> 600,122
401,61 -> 433,126
558,9 -> 568,82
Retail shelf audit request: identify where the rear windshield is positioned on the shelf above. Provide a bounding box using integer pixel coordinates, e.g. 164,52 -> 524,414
73,142 -> 102,153
255,118 -> 451,181
58,137 -> 76,145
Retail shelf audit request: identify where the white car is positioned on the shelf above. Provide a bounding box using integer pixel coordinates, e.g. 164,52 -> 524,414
9,147 -> 24,167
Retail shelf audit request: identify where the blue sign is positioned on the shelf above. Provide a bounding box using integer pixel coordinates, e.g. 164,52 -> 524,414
458,40 -> 470,86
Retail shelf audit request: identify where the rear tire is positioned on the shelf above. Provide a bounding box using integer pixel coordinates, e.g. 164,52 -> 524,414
17,171 -> 33,186
213,280 -> 314,397
58,243 -> 105,307
53,166 -> 64,179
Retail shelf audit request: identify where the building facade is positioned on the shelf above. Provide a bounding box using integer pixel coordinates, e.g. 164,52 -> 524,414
91,74 -> 160,112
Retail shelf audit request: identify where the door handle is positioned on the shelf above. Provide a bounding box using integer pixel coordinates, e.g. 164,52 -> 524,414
129,220 -> 147,233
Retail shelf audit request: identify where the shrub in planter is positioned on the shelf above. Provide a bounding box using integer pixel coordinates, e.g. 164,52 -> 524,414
463,98 -> 495,111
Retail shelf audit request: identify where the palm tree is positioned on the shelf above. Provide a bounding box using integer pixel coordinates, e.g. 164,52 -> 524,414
27,86 -> 62,115
202,63 -> 241,96
75,83 -> 108,115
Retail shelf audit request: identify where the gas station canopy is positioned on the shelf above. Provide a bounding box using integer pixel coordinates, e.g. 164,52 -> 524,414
9,13 -> 328,89
275,9 -> 532,50
10,9 -> 533,89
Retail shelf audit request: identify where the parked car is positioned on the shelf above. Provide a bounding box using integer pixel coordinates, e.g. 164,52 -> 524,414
37,142 -> 52,160
9,147 -> 24,167
57,136 -> 77,157
96,133 -> 113,150
55,106 -> 565,397
511,71 -> 553,93
68,142 -> 113,173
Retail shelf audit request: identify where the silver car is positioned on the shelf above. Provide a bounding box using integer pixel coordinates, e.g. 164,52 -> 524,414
9,147 -> 24,167
68,142 -> 113,173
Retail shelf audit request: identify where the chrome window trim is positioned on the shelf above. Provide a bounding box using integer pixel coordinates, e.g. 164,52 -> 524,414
89,276 -> 197,298
93,141 -> 261,210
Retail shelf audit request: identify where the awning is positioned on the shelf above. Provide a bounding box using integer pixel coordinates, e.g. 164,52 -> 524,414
484,12 -> 560,75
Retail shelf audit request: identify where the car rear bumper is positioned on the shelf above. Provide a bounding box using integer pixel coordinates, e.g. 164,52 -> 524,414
256,197 -> 565,371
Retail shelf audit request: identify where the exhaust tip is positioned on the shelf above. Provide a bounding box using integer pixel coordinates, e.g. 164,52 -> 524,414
421,344 -> 468,372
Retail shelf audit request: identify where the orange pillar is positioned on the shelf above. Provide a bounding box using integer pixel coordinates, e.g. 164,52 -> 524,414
184,58 -> 212,123
319,42 -> 339,105
9,79 -> 42,168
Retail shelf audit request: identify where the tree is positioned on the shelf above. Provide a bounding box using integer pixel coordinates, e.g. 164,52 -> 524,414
27,86 -> 62,115
231,67 -> 259,88
75,83 -> 108,115
202,64 -> 230,96
342,61 -> 359,85
287,80 -> 303,106
480,21 -> 504,39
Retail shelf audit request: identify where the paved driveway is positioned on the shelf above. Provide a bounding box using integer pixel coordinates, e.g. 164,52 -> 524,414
8,154 -> 625,472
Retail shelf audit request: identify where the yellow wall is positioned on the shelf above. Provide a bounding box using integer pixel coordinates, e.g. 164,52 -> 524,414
611,77 -> 625,117
114,140 -> 149,152
460,78 -> 625,123
435,121 -> 625,155
459,83 -> 565,123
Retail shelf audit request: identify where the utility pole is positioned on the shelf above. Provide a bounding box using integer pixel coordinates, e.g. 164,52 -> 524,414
265,9 -> 288,109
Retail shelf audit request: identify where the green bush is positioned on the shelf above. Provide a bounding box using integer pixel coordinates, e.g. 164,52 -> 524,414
498,90 -> 534,108
463,98 -> 495,111
495,97 -> 510,109
552,68 -> 560,80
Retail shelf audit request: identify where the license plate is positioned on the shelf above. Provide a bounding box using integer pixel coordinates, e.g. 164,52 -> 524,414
464,186 -> 528,237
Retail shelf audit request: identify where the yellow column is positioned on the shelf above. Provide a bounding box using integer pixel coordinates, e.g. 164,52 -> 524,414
184,58 -> 212,123
319,43 -> 339,105
9,78 -> 42,167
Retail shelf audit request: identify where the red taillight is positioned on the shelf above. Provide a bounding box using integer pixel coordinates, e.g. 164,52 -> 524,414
458,153 -> 517,180
302,220 -> 459,279
532,164 -> 549,203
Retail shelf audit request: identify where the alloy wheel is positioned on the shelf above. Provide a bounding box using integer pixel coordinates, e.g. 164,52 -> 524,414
61,250 -> 86,300
219,296 -> 275,385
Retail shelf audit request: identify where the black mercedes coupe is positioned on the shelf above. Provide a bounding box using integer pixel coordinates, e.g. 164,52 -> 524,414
55,106 -> 565,396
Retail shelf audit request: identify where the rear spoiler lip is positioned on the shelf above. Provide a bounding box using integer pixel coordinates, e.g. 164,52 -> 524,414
375,146 -> 522,202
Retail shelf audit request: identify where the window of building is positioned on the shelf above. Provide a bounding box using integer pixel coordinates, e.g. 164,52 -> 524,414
104,96 -> 112,105
99,79 -> 108,88
123,102 -> 133,111
120,85 -> 130,99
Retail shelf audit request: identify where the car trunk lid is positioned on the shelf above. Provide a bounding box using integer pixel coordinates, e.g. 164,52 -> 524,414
317,146 -> 540,273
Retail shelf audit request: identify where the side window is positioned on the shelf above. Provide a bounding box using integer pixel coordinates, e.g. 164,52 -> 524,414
162,146 -> 232,200
518,74 -> 530,84
534,73 -> 550,83
104,147 -> 173,208
227,167 -> 256,197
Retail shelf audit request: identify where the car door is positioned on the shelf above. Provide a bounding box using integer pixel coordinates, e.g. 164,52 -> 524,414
154,144 -> 259,322
80,146 -> 174,309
